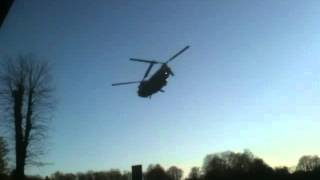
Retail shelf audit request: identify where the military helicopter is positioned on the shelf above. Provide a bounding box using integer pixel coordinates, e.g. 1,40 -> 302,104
112,45 -> 190,98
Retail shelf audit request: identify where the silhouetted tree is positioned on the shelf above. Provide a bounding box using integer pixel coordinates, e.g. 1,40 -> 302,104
77,172 -> 91,180
92,170 -> 123,180
83,170 -> 95,180
203,150 -> 273,179
60,173 -> 76,180
249,158 -> 273,177
51,171 -> 63,180
51,172 -> 76,180
274,166 -> 290,176
26,175 -> 45,180
296,155 -> 320,172
0,55 -> 54,180
105,169 -> 122,180
145,164 -> 172,180
121,171 -> 131,180
50,170 -> 131,180
166,166 -> 183,180
93,171 -> 109,180
186,167 -> 201,180
0,136 -> 8,174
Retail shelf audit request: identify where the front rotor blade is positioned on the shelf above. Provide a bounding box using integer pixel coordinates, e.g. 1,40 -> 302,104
166,45 -> 190,63
130,58 -> 162,64
143,63 -> 154,79
112,81 -> 141,86
169,70 -> 174,76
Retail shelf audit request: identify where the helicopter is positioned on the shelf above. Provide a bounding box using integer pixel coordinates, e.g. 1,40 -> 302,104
112,45 -> 190,98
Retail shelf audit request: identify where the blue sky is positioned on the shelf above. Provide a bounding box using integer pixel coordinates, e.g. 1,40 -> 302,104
1,0 -> 320,176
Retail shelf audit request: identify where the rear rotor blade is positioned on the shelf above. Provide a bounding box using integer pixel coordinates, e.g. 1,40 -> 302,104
112,81 -> 141,86
130,58 -> 162,64
166,45 -> 190,63
143,63 -> 154,79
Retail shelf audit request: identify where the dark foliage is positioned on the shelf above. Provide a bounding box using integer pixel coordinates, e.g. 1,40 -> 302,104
145,164 -> 172,180
201,150 -> 320,180
166,166 -> 183,180
296,155 -> 320,172
202,150 -> 273,180
186,167 -> 201,180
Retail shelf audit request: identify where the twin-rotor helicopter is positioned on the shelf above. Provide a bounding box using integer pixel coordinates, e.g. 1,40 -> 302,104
112,46 -> 190,98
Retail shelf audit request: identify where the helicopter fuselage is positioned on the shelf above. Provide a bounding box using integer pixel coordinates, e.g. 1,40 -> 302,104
137,64 -> 172,97
111,45 -> 190,98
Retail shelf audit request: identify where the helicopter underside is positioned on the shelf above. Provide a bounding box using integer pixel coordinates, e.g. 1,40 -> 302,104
138,79 -> 167,98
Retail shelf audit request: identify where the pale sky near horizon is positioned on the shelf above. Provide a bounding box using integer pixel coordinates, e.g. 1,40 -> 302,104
1,0 -> 320,177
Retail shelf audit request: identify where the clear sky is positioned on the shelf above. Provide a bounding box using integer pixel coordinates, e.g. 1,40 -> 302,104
1,0 -> 320,177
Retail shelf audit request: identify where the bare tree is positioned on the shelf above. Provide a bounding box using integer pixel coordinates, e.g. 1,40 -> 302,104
166,166 -> 183,180
0,54 -> 54,180
187,167 -> 201,180
296,155 -> 320,172
145,164 -> 171,180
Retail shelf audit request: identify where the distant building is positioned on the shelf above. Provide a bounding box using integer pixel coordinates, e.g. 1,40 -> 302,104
132,165 -> 143,180
0,0 -> 14,28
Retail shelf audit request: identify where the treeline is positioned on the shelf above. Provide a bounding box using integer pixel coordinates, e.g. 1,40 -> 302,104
197,150 -> 320,180
1,148 -> 320,180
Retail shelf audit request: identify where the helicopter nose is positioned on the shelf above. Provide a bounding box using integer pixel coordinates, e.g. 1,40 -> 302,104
165,70 -> 174,76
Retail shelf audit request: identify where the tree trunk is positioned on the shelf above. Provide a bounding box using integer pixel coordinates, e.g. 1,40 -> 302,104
12,84 -> 25,180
